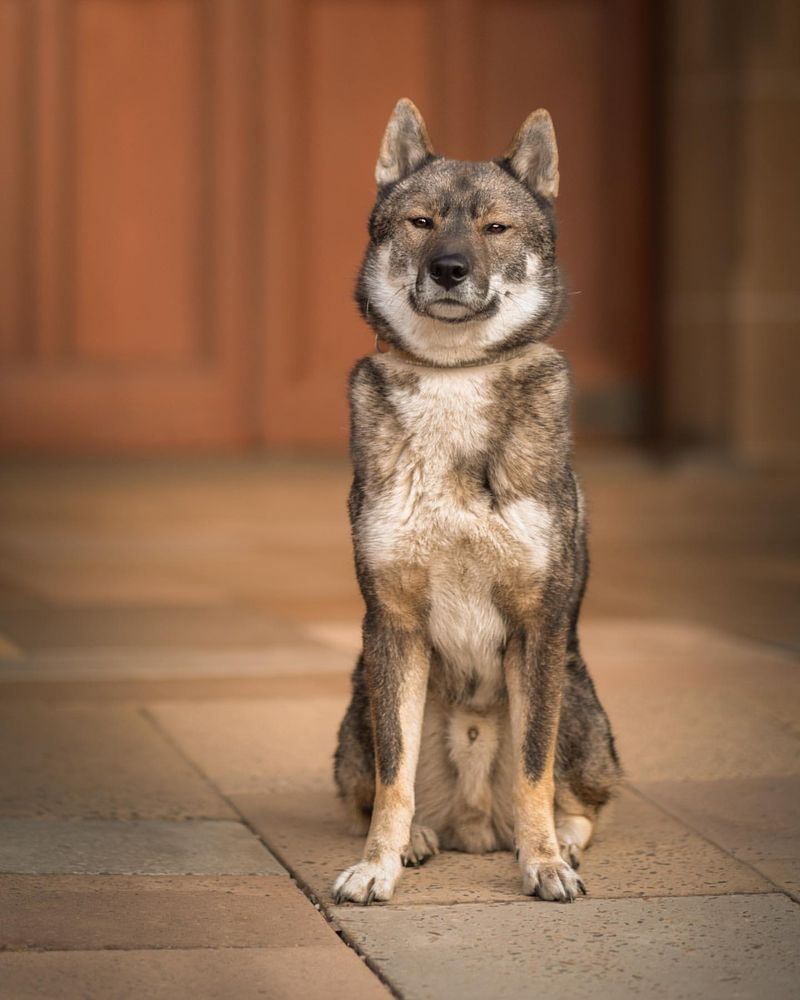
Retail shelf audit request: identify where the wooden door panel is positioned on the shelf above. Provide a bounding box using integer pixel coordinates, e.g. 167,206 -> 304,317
0,0 -> 258,451
73,0 -> 204,364
0,0 -> 25,361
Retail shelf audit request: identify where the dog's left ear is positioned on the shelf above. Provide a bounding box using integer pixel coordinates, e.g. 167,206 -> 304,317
502,109 -> 559,200
376,98 -> 434,187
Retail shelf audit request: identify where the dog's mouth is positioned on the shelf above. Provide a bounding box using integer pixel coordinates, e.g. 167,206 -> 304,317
409,292 -> 499,325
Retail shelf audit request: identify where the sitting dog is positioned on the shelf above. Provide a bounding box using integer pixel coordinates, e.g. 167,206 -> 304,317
333,99 -> 620,904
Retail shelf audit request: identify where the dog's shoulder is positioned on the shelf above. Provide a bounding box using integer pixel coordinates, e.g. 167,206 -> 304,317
513,342 -> 571,395
349,355 -> 415,413
349,355 -> 382,406
349,355 -> 419,482
484,343 -> 572,436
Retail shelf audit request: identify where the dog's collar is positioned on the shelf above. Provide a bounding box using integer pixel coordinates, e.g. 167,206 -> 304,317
374,337 -> 533,370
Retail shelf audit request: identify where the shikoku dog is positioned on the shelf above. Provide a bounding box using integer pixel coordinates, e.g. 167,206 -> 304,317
333,99 -> 620,905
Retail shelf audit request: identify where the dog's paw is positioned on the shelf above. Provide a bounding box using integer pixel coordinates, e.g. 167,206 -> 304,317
403,824 -> 439,866
556,814 -> 592,871
520,857 -> 586,902
558,838 -> 583,871
332,857 -> 401,905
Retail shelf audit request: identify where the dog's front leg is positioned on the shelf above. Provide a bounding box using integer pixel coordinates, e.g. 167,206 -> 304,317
332,614 -> 429,904
504,622 -> 586,902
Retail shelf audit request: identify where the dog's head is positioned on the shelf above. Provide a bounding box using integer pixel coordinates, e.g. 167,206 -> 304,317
357,99 -> 565,366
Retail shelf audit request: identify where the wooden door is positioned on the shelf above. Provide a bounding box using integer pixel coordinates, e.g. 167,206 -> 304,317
1,0 -> 653,451
0,0 -> 260,450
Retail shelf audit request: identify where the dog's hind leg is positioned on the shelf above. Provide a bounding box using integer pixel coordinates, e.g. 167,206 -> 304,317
333,655 -> 375,836
555,636 -> 622,869
403,823 -> 440,866
553,640 -> 622,870
554,792 -> 595,871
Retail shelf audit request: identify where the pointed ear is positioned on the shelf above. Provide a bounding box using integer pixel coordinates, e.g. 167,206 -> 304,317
502,109 -> 559,200
375,98 -> 434,187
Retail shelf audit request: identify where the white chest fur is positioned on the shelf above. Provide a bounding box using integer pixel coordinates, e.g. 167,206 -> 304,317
360,360 -> 552,705
362,362 -> 551,571
362,366 -> 493,563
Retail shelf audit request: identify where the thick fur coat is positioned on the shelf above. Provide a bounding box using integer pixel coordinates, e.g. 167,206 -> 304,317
333,100 -> 620,904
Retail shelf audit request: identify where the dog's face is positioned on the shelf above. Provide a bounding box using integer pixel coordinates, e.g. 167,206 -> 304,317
357,99 -> 565,365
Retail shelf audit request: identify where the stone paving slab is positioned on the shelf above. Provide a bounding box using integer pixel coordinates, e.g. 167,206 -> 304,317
0,820 -> 284,876
336,894 -> 800,1000
0,646 -> 354,681
149,697 -> 348,794
603,687 -> 800,782
577,622 -> 800,780
0,606 -> 305,651
0,946 -> 390,1000
638,776 -> 800,900
233,785 -> 771,907
0,642 -> 353,683
0,875 -> 337,951
0,673 -> 351,704
0,705 -> 233,820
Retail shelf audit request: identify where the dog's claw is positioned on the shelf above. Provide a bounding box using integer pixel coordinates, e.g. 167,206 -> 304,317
331,860 -> 400,904
402,825 -> 439,867
521,857 -> 586,902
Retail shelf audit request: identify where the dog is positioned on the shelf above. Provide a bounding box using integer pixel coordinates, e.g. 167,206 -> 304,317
332,99 -> 620,904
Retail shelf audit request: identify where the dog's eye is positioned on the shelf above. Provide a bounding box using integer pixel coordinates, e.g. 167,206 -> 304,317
410,217 -> 434,230
484,223 -> 508,235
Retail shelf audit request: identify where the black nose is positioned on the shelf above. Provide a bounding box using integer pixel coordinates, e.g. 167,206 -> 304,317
429,254 -> 470,291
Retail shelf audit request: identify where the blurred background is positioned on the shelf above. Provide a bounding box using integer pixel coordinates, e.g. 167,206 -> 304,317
1,0 -> 797,459
0,6 -> 798,991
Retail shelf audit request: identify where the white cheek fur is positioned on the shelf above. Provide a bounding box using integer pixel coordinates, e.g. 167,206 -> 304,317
366,248 -> 547,365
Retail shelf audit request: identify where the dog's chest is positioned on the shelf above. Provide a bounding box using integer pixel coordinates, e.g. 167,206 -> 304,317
359,371 -> 550,575
359,363 -> 553,706
361,366 -> 551,568
396,369 -> 492,472
363,370 -> 493,558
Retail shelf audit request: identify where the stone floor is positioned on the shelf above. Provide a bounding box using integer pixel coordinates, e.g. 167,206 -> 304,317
0,453 -> 798,999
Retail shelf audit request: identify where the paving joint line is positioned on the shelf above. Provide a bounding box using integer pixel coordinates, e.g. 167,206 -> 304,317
0,944 -> 347,955
624,781 -> 800,906
138,706 -> 402,999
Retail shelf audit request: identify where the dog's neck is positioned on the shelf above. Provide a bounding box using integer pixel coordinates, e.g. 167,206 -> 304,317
374,337 -> 534,371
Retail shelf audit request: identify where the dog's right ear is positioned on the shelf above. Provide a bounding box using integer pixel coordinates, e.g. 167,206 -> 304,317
375,98 -> 434,188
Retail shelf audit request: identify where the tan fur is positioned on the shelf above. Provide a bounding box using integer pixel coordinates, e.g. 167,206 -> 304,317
333,100 -> 620,906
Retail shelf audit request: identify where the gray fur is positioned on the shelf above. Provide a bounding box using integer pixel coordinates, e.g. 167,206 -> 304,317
332,99 -> 621,904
